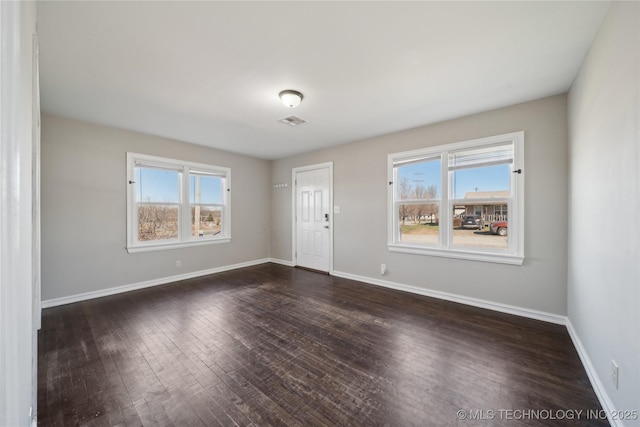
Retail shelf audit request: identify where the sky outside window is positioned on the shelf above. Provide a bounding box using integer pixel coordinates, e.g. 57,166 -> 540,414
135,167 -> 179,203
397,160 -> 510,198
134,168 -> 224,204
190,175 -> 224,204
397,159 -> 441,198
451,164 -> 510,199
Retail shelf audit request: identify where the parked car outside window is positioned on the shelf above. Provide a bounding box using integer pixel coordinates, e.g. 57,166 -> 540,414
461,215 -> 482,229
490,221 -> 508,236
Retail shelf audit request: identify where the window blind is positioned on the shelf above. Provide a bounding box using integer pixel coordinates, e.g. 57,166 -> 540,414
448,143 -> 513,171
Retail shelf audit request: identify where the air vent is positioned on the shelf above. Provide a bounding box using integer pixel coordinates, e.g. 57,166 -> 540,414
279,115 -> 307,127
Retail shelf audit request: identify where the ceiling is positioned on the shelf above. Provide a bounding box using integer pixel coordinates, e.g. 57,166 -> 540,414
37,1 -> 610,160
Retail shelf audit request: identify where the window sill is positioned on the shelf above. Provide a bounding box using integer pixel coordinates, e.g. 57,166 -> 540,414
127,237 -> 231,254
388,243 -> 524,265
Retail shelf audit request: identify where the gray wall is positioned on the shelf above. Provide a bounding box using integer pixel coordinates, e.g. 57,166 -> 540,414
41,114 -> 271,301
568,1 -> 639,423
272,94 -> 569,315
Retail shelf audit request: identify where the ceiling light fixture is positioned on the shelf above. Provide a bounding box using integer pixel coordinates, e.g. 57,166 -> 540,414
279,90 -> 303,108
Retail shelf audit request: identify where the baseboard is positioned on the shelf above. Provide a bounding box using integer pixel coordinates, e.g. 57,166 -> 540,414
566,319 -> 620,427
331,270 -> 567,325
268,258 -> 295,267
41,258 -> 271,308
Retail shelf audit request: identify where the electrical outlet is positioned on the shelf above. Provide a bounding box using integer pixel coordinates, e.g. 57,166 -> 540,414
176,260 -> 182,268
611,360 -> 619,389
381,264 -> 387,275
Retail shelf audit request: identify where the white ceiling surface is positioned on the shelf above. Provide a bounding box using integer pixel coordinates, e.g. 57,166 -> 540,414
38,1 -> 610,160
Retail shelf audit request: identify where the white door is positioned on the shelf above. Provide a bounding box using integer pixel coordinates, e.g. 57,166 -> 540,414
295,165 -> 331,272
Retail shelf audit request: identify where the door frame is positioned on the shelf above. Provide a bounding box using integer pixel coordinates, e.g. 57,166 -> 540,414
291,162 -> 334,274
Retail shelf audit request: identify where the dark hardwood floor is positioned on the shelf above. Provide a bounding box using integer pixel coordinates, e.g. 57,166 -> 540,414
38,263 -> 607,426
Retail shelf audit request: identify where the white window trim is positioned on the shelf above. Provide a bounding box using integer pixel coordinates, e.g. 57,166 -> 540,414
388,131 -> 524,265
126,152 -> 231,253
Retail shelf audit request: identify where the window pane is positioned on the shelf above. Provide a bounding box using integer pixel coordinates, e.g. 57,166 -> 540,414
494,204 -> 508,217
137,205 -> 179,241
135,167 -> 180,203
397,203 -> 439,245
451,162 -> 510,250
396,158 -> 441,200
190,175 -> 224,204
192,206 -> 222,237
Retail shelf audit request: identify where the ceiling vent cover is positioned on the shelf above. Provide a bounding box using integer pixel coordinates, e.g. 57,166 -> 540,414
279,115 -> 307,127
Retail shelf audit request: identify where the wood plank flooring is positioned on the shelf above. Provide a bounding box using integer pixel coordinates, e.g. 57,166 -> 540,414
38,263 -> 608,426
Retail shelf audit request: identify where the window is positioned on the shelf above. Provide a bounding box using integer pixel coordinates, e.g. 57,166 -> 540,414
127,153 -> 230,253
388,132 -> 524,265
494,204 -> 508,217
